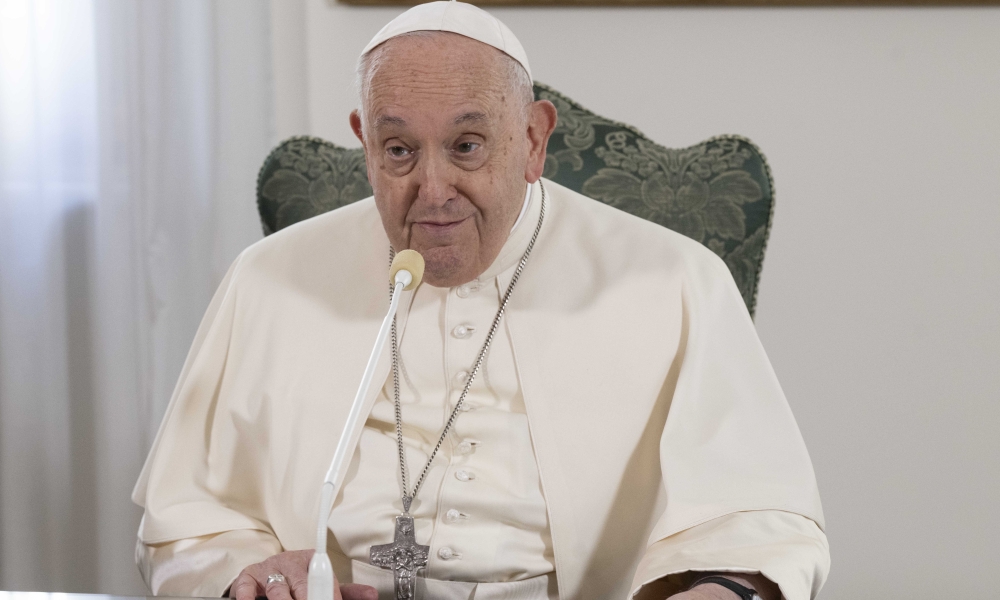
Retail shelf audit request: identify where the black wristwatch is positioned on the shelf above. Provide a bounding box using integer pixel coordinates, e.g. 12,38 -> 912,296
689,576 -> 762,600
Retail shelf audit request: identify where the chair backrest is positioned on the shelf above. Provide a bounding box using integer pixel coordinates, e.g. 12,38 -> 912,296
256,82 -> 774,316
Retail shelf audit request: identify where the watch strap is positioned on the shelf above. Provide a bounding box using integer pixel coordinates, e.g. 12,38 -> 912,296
689,575 -> 760,600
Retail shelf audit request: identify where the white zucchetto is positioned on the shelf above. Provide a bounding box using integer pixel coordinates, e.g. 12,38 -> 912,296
361,0 -> 532,80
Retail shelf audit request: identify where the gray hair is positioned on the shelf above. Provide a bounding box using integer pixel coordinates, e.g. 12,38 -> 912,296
355,31 -> 534,129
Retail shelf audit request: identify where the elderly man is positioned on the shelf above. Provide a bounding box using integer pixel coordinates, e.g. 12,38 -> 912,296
132,3 -> 829,600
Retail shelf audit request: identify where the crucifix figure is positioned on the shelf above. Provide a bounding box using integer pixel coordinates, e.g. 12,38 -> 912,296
370,515 -> 430,600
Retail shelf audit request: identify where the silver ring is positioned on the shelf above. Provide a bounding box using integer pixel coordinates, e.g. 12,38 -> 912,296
266,574 -> 286,585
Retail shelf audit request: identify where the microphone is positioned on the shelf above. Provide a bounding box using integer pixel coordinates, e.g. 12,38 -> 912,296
308,249 -> 425,600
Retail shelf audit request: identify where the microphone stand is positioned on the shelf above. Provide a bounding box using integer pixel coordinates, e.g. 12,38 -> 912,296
308,253 -> 422,600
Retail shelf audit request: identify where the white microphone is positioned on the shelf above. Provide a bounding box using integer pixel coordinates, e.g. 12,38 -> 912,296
308,249 -> 425,600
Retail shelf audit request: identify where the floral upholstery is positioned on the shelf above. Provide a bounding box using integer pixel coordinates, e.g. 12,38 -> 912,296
256,82 -> 774,316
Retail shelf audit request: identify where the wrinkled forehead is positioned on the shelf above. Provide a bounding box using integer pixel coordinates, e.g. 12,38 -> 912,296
363,33 -> 517,128
365,32 -> 511,90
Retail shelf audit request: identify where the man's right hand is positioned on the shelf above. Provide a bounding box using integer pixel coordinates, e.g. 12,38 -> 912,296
229,550 -> 378,600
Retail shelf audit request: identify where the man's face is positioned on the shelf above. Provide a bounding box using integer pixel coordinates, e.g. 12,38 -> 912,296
351,33 -> 535,288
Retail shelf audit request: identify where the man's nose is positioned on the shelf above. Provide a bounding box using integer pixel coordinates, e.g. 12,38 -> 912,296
415,150 -> 457,207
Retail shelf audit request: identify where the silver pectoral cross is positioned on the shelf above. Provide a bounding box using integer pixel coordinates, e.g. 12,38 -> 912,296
370,515 -> 429,600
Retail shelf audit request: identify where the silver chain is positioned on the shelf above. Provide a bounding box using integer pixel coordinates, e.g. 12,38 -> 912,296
389,181 -> 546,514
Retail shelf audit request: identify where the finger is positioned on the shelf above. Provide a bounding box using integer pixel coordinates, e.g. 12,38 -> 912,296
340,584 -> 378,600
230,572 -> 262,600
265,576 -> 294,600
287,572 -> 308,600
277,550 -> 312,599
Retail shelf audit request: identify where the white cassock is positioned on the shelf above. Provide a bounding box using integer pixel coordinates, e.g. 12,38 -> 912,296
133,179 -> 829,600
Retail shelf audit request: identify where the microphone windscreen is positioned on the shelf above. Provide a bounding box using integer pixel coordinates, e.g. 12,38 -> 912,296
389,249 -> 425,291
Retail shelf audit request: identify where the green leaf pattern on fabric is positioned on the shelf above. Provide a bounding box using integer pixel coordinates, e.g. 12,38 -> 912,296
255,84 -> 774,316
536,84 -> 774,315
583,140 -> 762,245
257,138 -> 371,235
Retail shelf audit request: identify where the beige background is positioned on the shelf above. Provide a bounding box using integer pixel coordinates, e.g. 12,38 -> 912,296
268,1 -> 999,597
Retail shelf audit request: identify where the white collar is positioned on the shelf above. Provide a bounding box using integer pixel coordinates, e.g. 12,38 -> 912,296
509,182 -> 532,234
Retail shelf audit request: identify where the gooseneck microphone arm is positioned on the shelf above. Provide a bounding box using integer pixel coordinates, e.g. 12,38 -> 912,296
308,249 -> 425,600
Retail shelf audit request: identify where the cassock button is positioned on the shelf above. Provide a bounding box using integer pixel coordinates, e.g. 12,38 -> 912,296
437,547 -> 457,560
445,509 -> 464,523
454,469 -> 475,482
456,440 -> 476,455
454,371 -> 469,383
452,324 -> 475,339
456,281 -> 481,298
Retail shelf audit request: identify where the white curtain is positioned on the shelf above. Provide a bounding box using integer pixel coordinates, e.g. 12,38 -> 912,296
0,0 -> 273,593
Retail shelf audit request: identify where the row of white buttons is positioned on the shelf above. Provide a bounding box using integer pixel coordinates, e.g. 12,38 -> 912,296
439,508 -> 469,560
441,282 -> 482,563
453,371 -> 471,412
443,443 -> 474,561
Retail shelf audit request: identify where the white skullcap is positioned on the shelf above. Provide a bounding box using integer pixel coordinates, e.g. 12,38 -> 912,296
361,0 -> 532,80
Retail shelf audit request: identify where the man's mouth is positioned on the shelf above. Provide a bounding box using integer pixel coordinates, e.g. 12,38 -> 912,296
414,216 -> 470,235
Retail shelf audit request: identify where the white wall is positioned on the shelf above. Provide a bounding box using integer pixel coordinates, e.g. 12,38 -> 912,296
272,2 -> 1000,597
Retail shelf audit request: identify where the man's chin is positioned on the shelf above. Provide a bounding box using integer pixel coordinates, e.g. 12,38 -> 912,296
417,246 -> 478,288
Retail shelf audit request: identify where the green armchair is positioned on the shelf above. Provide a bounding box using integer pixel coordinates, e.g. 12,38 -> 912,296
256,82 -> 775,317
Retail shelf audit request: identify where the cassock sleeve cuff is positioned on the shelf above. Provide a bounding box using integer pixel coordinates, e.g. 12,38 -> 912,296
629,510 -> 830,600
136,529 -> 284,597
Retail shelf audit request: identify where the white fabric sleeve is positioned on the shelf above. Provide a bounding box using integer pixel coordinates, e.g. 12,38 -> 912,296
629,510 -> 829,600
645,249 -> 825,543
131,250 -> 280,544
136,528 -> 284,597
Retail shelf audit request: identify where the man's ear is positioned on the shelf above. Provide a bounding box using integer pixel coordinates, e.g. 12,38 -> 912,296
350,110 -> 365,145
524,100 -> 558,184
351,110 -> 377,185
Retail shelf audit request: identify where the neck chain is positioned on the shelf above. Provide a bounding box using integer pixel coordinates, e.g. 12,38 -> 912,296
389,181 -> 546,514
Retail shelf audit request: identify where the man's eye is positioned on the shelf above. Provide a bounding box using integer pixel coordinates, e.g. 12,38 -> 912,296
387,146 -> 410,158
456,142 -> 480,154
